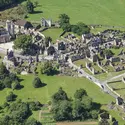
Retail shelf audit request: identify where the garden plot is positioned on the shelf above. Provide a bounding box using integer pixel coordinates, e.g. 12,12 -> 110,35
108,80 -> 125,98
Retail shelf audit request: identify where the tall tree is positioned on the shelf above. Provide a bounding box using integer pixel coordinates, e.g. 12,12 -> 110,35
14,35 -> 32,52
26,0 -> 34,13
59,13 -> 70,30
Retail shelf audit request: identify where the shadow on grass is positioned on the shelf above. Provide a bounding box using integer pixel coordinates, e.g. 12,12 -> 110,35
32,11 -> 43,14
40,82 -> 47,88
16,85 -> 24,90
92,102 -> 101,110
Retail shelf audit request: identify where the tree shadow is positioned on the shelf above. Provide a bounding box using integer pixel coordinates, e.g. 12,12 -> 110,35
32,11 -> 43,14
92,102 -> 101,110
16,85 -> 24,90
40,82 -> 47,88
18,78 -> 24,82
114,87 -> 125,91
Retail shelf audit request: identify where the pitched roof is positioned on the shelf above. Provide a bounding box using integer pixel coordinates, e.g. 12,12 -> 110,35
14,20 -> 27,26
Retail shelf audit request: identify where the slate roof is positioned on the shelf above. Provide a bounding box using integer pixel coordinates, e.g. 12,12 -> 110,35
14,20 -> 27,26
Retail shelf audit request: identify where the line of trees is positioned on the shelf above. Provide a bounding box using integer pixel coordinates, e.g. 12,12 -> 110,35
0,63 -> 21,90
0,99 -> 42,124
51,88 -> 99,121
0,0 -> 23,10
59,14 -> 90,36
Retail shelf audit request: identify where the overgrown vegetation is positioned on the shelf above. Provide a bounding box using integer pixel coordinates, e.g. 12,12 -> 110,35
51,88 -> 99,121
0,63 -> 20,90
59,13 -> 90,35
0,99 -> 42,125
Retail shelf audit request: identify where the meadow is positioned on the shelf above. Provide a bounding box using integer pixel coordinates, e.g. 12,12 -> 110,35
28,0 -> 125,26
0,74 -> 114,105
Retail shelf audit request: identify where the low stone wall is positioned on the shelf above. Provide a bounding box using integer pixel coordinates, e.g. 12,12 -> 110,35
97,62 -> 108,73
85,63 -> 95,75
106,83 -> 120,97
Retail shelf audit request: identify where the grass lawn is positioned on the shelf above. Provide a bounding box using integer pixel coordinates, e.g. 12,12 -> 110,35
0,75 -> 114,105
42,28 -> 63,43
110,47 -> 125,56
27,0 -> 125,26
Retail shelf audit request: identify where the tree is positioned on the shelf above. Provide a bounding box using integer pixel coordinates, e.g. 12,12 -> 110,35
6,92 -> 16,102
59,14 -> 70,27
41,61 -> 58,75
72,99 -> 85,120
74,88 -> 87,100
52,87 -> 68,102
52,100 -> 72,121
11,80 -> 21,90
61,23 -> 71,32
14,34 -> 32,52
26,0 -> 34,13
32,77 -> 43,88
82,96 -> 92,109
0,63 -> 9,76
71,22 -> 90,35
3,77 -> 12,88
59,13 -> 71,31
34,1 -> 38,8
90,110 -> 98,119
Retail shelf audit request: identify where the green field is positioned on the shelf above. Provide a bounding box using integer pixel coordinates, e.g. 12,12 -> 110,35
27,0 -> 125,26
42,28 -> 63,43
0,74 -> 114,105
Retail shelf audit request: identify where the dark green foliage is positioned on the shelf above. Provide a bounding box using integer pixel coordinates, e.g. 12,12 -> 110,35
26,0 -> 34,13
51,88 -> 100,121
71,22 -> 90,35
14,35 -> 32,51
72,99 -> 85,120
59,14 -> 70,28
3,77 -> 12,88
0,0 -> 24,10
90,110 -> 98,119
53,100 -> 73,121
58,14 -> 90,35
28,101 -> 41,111
6,92 -> 17,102
11,80 -> 21,90
32,77 -> 43,88
0,100 -> 41,124
9,73 -> 18,81
62,23 -> 71,32
0,63 -> 9,76
52,87 -> 68,102
41,61 -> 59,76
26,118 -> 42,125
82,96 -> 92,109
0,64 -> 20,90
74,88 -> 87,100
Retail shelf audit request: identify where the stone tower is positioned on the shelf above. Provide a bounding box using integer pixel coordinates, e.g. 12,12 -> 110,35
6,20 -> 15,36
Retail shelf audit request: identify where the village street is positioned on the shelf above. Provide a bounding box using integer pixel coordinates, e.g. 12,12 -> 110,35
67,59 -> 118,99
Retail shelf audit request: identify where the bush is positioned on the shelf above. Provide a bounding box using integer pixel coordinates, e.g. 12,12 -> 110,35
6,92 -> 16,102
11,80 -> 21,90
32,77 -> 43,88
3,77 -> 12,88
91,110 -> 98,119
29,101 -> 41,111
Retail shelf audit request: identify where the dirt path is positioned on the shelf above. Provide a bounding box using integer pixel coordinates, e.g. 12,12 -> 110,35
56,121 -> 97,125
